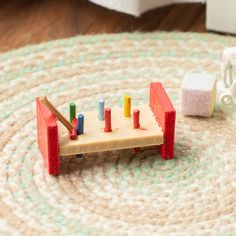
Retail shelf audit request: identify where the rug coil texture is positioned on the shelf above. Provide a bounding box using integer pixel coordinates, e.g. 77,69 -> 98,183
0,32 -> 236,235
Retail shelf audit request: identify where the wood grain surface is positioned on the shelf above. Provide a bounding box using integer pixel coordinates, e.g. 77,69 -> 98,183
0,0 -> 206,53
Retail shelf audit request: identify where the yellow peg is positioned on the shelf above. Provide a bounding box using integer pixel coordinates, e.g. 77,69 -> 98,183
124,95 -> 131,117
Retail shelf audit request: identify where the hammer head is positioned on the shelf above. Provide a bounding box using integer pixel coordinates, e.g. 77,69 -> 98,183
69,129 -> 77,140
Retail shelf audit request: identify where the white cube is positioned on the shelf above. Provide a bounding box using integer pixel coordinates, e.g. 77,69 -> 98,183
181,73 -> 217,117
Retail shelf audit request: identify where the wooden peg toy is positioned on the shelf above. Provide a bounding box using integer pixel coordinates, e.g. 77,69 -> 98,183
36,82 -> 176,175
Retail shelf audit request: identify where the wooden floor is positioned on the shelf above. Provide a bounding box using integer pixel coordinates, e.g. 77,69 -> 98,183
0,0 -> 206,53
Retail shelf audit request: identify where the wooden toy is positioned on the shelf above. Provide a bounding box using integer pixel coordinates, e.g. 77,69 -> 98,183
181,73 -> 217,117
219,47 -> 236,105
36,82 -> 176,175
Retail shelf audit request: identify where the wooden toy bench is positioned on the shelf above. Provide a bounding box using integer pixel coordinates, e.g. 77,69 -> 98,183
36,82 -> 176,175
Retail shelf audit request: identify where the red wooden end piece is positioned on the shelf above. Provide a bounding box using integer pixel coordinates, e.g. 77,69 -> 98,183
150,83 -> 176,159
36,98 -> 60,175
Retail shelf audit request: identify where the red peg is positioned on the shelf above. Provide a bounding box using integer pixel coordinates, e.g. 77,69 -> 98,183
133,109 -> 140,129
71,118 -> 78,129
69,118 -> 78,140
104,108 -> 112,132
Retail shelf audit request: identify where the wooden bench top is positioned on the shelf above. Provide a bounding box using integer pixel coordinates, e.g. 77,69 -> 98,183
58,105 -> 163,156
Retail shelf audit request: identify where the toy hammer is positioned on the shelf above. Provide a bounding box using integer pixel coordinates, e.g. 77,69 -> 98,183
40,96 -> 77,140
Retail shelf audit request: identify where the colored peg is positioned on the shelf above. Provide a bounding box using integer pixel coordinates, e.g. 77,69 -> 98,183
77,114 -> 84,135
98,99 -> 105,121
104,108 -> 112,132
72,118 -> 78,130
124,95 -> 131,117
69,103 -> 76,123
133,109 -> 140,129
70,118 -> 78,140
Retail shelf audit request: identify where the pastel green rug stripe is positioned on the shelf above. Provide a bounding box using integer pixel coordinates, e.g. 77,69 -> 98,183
0,32 -> 235,62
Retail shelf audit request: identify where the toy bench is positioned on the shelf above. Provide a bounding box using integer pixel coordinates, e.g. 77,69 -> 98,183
36,82 -> 176,175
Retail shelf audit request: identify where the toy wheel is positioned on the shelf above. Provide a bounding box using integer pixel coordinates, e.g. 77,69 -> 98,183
221,93 -> 233,105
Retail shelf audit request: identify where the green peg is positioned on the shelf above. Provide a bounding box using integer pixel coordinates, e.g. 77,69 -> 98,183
69,103 -> 76,123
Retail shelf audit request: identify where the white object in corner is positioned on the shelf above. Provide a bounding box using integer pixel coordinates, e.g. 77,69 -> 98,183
219,48 -> 236,105
90,0 -> 236,34
207,0 -> 236,34
220,81 -> 236,105
90,0 -> 205,17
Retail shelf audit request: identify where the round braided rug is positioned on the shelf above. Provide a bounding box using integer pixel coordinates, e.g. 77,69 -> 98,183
0,32 -> 236,235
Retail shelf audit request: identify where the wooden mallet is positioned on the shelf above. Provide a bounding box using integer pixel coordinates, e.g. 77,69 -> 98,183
40,96 -> 77,140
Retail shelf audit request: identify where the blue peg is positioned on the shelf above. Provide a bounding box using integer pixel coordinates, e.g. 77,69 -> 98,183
77,114 -> 84,135
98,99 -> 105,121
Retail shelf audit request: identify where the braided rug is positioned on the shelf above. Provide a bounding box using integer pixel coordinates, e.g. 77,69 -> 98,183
0,33 -> 236,235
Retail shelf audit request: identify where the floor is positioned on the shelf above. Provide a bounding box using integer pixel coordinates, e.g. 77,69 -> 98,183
0,0 -> 206,53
